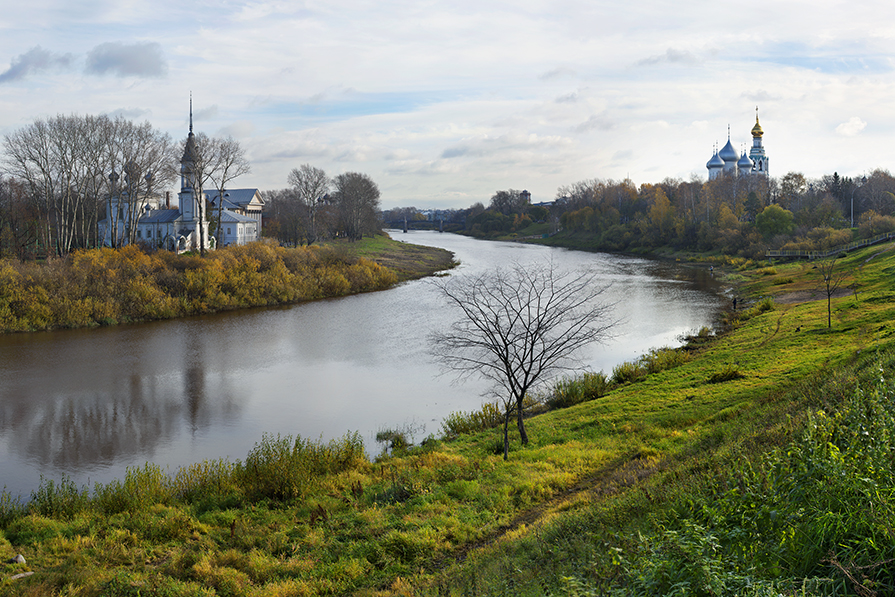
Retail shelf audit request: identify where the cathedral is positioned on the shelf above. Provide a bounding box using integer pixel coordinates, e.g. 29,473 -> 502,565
706,109 -> 769,180
99,105 -> 263,251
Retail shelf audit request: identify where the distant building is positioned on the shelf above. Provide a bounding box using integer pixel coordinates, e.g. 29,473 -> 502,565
101,106 -> 262,251
206,188 -> 264,247
706,108 -> 769,180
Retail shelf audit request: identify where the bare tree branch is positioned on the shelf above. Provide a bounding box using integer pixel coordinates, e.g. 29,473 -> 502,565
430,260 -> 617,459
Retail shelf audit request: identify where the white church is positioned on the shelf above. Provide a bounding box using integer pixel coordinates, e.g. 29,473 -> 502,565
99,111 -> 263,252
706,109 -> 770,180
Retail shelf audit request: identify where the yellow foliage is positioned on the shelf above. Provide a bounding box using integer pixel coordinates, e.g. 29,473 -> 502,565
0,242 -> 401,332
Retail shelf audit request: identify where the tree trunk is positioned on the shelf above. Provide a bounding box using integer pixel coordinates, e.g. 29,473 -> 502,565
516,397 -> 529,445
503,408 -> 511,461
828,293 -> 832,328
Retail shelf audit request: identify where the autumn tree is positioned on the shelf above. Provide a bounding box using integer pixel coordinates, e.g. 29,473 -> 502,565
755,204 -> 795,239
644,184 -> 674,241
779,172 -> 808,212
489,189 -> 530,216
430,261 -> 616,460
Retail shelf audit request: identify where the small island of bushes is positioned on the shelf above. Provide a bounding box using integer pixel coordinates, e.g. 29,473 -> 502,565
0,236 -> 452,333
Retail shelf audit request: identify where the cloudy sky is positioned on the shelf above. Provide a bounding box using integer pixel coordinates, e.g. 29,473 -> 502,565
1,1 -> 894,209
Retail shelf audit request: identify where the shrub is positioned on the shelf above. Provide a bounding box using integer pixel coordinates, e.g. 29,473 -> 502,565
739,297 -> 775,321
93,464 -> 173,515
28,476 -> 89,519
708,364 -> 745,383
547,371 -> 612,409
0,489 -> 24,526
0,242 -> 402,332
237,432 -> 367,501
611,360 -> 647,385
641,347 -> 690,374
681,326 -> 714,350
440,402 -> 504,438
172,458 -> 239,505
771,276 -> 794,285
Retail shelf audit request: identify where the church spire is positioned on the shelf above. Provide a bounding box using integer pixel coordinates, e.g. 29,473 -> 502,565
189,92 -> 193,134
751,106 -> 764,138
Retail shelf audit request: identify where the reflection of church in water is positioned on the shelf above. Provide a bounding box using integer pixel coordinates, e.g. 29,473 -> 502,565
706,108 -> 770,180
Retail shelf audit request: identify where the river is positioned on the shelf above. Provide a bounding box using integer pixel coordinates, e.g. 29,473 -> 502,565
0,232 -> 727,499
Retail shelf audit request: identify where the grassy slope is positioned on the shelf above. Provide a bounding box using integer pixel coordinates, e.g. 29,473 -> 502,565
0,243 -> 892,595
432,242 -> 895,593
323,233 -> 456,282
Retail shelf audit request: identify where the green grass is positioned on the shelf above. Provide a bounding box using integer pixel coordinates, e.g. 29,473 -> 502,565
326,232 -> 456,281
0,242 -> 893,595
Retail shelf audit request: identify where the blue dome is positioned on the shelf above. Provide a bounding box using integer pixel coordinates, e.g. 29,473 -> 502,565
737,151 -> 753,170
718,139 -> 738,163
706,151 -> 724,169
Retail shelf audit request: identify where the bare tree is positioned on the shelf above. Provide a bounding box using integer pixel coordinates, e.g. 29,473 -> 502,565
332,172 -> 380,241
0,175 -> 39,260
207,136 -> 251,243
815,256 -> 849,329
3,114 -> 173,253
106,117 -> 176,247
430,261 -> 617,459
175,132 -> 251,254
287,164 -> 330,245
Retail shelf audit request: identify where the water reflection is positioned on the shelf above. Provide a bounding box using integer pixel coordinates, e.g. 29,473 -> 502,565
0,232 -> 727,499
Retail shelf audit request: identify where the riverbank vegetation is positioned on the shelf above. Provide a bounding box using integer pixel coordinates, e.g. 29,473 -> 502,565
1,237 -> 893,594
403,173 -> 895,260
0,234 -> 451,333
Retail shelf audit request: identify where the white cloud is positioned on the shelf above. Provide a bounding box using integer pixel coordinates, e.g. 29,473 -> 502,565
836,116 -> 867,137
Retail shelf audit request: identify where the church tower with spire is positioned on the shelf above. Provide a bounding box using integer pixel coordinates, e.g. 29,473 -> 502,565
747,107 -> 769,176
179,97 -> 199,222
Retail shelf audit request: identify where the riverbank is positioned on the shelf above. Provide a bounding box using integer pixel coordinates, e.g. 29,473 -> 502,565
1,243 -> 893,594
0,234 -> 453,333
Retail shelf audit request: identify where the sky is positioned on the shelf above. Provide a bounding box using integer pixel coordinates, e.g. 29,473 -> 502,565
2,1 -> 895,210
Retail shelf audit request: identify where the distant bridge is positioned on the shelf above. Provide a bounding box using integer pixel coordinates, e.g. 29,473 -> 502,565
384,219 -> 460,233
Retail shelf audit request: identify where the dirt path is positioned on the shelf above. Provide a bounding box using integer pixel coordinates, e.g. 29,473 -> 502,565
433,454 -> 661,569
772,241 -> 894,305
773,287 -> 853,304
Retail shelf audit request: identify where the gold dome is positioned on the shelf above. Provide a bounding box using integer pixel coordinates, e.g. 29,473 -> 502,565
751,108 -> 764,138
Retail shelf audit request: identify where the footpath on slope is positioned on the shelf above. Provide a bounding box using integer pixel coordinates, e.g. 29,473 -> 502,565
432,453 -> 663,571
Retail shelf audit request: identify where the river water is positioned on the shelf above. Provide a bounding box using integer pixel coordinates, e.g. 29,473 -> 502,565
0,232 -> 727,499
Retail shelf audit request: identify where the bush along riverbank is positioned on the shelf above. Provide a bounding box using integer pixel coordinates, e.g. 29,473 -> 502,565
0,234 -> 453,333
0,242 -> 893,595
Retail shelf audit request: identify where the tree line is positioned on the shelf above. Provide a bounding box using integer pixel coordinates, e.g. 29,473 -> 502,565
400,171 -> 895,257
0,113 -> 385,258
262,165 -> 382,246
